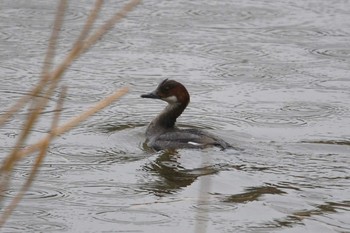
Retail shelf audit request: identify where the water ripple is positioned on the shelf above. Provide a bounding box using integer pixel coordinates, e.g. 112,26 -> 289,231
0,1 -> 87,28
26,222 -> 68,232
309,47 -> 350,60
237,101 -> 347,127
144,1 -> 313,29
281,102 -> 347,119
63,181 -> 147,207
265,27 -> 350,38
318,78 -> 350,90
1,0 -> 350,232
48,126 -> 146,165
181,3 -> 282,28
197,43 -> 268,62
49,144 -> 106,164
94,208 -> 171,225
3,184 -> 69,200
192,201 -> 238,213
63,83 -> 113,104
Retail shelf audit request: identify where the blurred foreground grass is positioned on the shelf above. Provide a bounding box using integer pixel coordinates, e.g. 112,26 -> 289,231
0,0 -> 140,227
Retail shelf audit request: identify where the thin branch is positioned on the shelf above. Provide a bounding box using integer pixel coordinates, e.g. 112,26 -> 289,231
41,0 -> 68,76
0,0 -> 67,127
0,0 -> 67,199
73,0 -> 104,47
16,87 -> 128,160
0,0 -> 140,174
83,0 -> 141,50
0,87 -> 67,227
0,0 -> 138,224
46,0 -> 141,85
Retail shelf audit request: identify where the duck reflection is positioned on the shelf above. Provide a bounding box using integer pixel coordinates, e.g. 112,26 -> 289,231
223,185 -> 286,203
142,149 -> 219,196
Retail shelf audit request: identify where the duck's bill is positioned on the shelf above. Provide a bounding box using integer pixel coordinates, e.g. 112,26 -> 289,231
141,91 -> 160,99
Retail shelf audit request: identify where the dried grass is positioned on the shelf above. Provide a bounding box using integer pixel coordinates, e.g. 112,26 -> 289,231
0,0 -> 140,227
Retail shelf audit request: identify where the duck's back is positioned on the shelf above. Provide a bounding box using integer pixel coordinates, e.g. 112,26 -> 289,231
148,128 -> 232,151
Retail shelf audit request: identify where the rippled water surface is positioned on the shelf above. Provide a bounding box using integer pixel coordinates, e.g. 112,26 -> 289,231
1,0 -> 350,232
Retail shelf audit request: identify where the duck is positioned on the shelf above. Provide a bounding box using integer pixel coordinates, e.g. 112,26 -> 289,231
141,79 -> 232,151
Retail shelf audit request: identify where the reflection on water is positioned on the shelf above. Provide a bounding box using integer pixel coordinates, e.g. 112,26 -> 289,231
142,150 -> 220,196
1,0 -> 350,232
223,186 -> 286,203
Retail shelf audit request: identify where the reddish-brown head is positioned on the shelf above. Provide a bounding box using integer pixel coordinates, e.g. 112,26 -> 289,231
141,79 -> 190,106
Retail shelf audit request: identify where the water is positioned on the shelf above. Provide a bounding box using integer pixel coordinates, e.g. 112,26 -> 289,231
1,0 -> 350,232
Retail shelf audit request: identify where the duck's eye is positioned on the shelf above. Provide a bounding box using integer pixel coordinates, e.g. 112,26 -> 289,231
163,85 -> 170,91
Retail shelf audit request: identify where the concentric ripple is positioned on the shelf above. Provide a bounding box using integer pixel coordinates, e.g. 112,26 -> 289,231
2,184 -> 69,200
309,47 -> 350,60
62,181 -> 147,207
281,102 -> 347,120
238,101 -> 346,127
48,143 -> 106,164
94,209 -> 170,225
239,102 -> 306,127
197,43 -> 268,62
26,222 -> 68,232
265,27 -> 350,38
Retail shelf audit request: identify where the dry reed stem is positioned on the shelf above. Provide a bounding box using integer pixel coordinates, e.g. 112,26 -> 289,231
0,0 -> 67,127
2,0 -> 106,173
74,0 -> 104,47
3,77 -> 60,173
41,0 -> 68,76
0,87 -> 67,227
83,0 -> 141,50
47,0 -> 141,85
0,0 -> 140,174
17,87 -> 129,162
0,0 -> 67,173
0,0 -> 68,200
0,0 -> 139,226
0,0 -> 139,127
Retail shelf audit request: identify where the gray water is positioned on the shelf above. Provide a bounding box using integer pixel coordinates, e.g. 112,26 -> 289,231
1,0 -> 350,232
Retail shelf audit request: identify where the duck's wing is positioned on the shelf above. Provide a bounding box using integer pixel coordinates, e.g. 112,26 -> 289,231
150,129 -> 232,151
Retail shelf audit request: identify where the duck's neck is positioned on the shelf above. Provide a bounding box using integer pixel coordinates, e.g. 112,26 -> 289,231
153,102 -> 187,129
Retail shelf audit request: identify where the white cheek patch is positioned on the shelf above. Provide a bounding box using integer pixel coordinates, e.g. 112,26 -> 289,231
163,95 -> 178,103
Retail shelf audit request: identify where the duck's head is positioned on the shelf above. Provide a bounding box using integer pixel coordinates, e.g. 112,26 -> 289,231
141,79 -> 190,106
